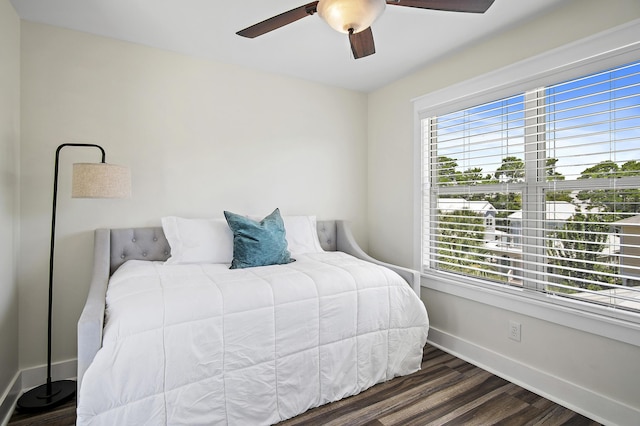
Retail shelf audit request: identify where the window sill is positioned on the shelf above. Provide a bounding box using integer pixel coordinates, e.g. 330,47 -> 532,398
421,271 -> 640,347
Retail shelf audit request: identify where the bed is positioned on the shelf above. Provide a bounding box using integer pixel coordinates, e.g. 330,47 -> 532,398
77,217 -> 428,425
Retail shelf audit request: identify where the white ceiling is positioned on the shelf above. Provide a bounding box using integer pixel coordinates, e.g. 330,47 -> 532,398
10,0 -> 565,92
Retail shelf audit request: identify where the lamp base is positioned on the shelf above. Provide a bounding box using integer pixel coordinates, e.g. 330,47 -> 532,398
16,380 -> 76,412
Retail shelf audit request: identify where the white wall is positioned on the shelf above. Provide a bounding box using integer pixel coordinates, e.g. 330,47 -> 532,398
0,0 -> 20,407
19,22 -> 368,369
367,0 -> 640,424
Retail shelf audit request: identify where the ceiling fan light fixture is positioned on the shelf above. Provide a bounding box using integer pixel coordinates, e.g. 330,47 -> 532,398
317,0 -> 386,34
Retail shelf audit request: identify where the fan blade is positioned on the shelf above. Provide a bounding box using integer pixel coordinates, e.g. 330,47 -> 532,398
237,2 -> 319,38
386,0 -> 494,13
349,27 -> 376,59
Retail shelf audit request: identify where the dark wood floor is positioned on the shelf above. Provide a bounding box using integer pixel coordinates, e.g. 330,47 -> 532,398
8,397 -> 76,426
9,345 -> 600,426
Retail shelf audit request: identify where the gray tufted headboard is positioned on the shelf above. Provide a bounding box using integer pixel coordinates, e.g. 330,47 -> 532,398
109,227 -> 169,275
108,220 -> 339,276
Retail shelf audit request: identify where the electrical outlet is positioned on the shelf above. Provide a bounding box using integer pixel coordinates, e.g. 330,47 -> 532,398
508,320 -> 521,342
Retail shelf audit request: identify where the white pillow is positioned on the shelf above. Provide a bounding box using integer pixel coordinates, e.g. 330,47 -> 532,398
247,214 -> 325,256
161,216 -> 233,264
282,215 -> 325,256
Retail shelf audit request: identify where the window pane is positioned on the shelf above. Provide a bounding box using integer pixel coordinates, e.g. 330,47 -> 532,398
545,192 -> 640,312
432,193 -> 522,285
546,61 -> 640,181
432,95 -> 525,187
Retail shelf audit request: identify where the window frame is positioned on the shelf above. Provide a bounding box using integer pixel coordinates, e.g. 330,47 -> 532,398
413,19 -> 640,342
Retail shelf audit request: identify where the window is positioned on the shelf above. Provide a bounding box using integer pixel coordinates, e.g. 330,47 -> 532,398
421,59 -> 640,317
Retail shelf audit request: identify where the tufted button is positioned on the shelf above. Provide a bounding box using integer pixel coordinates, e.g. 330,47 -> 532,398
153,237 -> 158,242
121,254 -> 126,259
164,251 -> 169,255
142,252 -> 148,257
132,238 -> 136,242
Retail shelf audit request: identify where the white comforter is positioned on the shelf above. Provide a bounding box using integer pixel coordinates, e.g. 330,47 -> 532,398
77,252 -> 429,425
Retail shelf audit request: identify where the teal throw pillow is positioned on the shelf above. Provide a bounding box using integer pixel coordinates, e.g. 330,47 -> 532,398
224,208 -> 294,269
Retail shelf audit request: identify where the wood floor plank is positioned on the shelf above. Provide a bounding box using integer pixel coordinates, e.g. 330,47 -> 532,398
281,361 -> 464,425
530,404 -> 599,426
8,345 -> 601,426
387,375 -> 513,426
443,392 -> 530,426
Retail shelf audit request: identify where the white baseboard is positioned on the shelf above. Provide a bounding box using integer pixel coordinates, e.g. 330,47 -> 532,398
428,328 -> 640,426
0,358 -> 77,426
0,372 -> 20,426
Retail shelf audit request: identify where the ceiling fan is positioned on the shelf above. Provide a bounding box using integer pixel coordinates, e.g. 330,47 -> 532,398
237,0 -> 495,59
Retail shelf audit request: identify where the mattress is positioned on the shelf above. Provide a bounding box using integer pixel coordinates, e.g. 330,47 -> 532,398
77,251 -> 429,425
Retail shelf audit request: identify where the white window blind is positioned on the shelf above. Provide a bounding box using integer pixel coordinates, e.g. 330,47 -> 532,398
423,60 -> 640,315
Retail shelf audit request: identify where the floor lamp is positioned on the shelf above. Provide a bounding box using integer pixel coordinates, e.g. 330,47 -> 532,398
16,143 -> 131,412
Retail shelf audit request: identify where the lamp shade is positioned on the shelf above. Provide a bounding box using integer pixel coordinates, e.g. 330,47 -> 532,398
317,0 -> 386,34
72,163 -> 131,198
